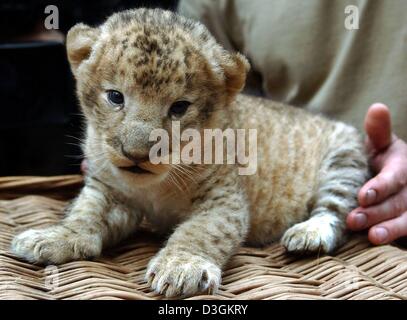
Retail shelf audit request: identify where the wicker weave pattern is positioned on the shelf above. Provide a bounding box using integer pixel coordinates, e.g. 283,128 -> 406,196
0,176 -> 406,300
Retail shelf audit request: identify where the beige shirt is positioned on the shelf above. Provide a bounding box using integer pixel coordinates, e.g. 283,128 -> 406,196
179,0 -> 407,140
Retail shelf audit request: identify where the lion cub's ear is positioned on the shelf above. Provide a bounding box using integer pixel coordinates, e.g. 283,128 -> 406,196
66,23 -> 100,76
221,52 -> 250,101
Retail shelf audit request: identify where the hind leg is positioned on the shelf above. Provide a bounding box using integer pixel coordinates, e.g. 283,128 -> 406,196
282,125 -> 370,253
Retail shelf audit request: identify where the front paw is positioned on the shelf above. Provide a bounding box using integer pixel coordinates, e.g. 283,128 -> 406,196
11,226 -> 102,264
146,250 -> 221,297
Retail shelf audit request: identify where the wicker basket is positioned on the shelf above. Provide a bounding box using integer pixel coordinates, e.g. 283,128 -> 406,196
0,175 -> 406,300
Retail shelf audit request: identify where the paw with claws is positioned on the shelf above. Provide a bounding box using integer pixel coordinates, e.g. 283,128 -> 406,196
146,250 -> 221,297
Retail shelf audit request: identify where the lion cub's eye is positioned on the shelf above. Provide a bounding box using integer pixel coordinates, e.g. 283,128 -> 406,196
168,101 -> 191,118
107,90 -> 124,108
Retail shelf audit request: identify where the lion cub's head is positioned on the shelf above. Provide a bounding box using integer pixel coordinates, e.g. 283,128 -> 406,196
66,8 -> 249,185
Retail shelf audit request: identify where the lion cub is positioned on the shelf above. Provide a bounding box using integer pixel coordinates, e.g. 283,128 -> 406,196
12,9 -> 369,297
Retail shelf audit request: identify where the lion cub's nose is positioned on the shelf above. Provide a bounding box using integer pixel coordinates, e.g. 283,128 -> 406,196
121,146 -> 150,164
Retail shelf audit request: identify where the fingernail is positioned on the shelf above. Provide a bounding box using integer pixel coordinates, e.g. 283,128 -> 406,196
373,227 -> 388,243
366,189 -> 377,205
354,213 -> 367,228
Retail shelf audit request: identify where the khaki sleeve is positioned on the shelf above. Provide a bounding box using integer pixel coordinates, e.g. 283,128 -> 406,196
178,0 -> 238,52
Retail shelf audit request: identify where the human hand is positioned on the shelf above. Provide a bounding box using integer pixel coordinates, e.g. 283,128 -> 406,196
347,103 -> 407,244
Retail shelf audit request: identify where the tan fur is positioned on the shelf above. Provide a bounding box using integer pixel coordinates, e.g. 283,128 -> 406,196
11,9 -> 369,297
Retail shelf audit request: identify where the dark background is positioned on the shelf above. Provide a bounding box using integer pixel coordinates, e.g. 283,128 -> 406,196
0,0 -> 178,176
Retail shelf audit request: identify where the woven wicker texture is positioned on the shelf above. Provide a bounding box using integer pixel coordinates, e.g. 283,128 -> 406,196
1,176 -> 406,300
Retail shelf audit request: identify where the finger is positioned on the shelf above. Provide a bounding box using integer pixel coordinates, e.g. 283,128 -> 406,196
358,162 -> 407,207
364,103 -> 392,152
368,211 -> 407,245
347,186 -> 407,230
369,137 -> 405,172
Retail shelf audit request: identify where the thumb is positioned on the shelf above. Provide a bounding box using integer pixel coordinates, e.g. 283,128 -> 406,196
364,103 -> 392,152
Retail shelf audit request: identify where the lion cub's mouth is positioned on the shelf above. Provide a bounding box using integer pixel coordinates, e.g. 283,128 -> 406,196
119,164 -> 152,175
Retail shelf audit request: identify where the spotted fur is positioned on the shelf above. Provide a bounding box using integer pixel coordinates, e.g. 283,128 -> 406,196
11,9 -> 369,297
